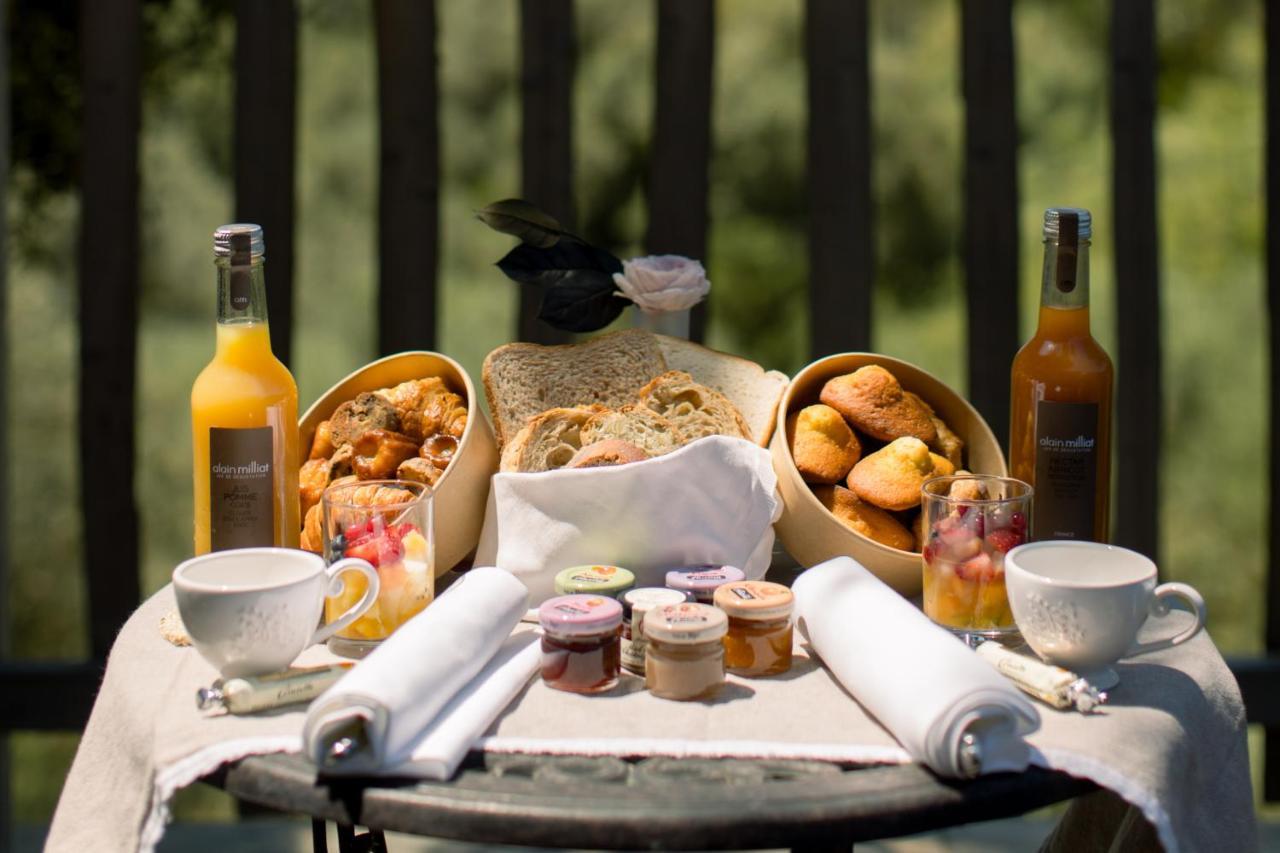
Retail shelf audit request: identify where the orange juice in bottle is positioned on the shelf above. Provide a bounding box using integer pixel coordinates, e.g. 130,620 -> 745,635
192,224 -> 300,554
1010,208 -> 1113,542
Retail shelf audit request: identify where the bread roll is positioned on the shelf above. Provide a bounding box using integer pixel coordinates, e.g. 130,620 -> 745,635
819,365 -> 937,444
814,484 -> 915,552
567,439 -> 650,469
846,436 -> 949,511
787,404 -> 861,484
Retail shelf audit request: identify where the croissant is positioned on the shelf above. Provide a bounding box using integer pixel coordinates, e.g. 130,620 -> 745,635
299,458 -> 333,520
309,419 -> 336,460
352,429 -> 419,480
300,504 -> 324,554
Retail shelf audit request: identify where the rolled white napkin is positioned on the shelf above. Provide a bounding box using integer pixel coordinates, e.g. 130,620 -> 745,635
475,435 -> 781,604
792,556 -> 1039,777
303,566 -> 529,775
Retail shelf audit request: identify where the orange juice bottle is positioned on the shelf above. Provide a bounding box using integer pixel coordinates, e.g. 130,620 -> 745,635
1010,208 -> 1113,542
191,224 -> 300,554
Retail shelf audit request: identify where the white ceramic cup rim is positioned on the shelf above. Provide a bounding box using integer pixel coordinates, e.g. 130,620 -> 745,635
173,547 -> 325,594
1005,540 -> 1157,589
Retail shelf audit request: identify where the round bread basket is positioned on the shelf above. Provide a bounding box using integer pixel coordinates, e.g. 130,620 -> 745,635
299,351 -> 498,577
770,352 -> 1007,596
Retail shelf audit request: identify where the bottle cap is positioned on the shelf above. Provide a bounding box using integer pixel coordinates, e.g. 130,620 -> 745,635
538,594 -> 623,636
713,581 -> 794,621
213,223 -> 265,259
1042,208 -> 1092,241
554,565 -> 635,595
644,602 -> 729,645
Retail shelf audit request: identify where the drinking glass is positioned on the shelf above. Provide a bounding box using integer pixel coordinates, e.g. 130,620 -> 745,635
920,475 -> 1032,643
321,479 -> 434,657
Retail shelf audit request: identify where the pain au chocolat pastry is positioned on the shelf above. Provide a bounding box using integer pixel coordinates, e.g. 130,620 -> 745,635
786,404 -> 861,484
814,484 -> 914,551
846,436 -> 955,511
819,365 -> 937,445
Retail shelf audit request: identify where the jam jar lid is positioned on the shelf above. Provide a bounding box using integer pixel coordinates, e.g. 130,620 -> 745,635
643,602 -> 729,644
618,586 -> 691,621
554,565 -> 636,595
664,564 -> 746,594
713,581 -> 795,621
538,595 -> 623,635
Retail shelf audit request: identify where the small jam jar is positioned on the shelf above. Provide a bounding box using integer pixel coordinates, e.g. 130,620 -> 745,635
538,595 -> 623,693
618,587 -> 692,675
554,565 -> 636,597
713,581 -> 795,677
665,564 -> 746,604
644,603 -> 729,701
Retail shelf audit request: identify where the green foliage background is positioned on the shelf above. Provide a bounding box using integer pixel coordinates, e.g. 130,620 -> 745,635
6,0 -> 1271,826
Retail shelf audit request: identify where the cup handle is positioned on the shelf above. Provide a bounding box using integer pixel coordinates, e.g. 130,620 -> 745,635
1128,582 -> 1207,657
311,558 -> 380,646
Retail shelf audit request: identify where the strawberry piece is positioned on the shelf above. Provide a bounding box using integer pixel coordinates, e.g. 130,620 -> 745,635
986,528 -> 1023,553
345,538 -> 385,567
955,551 -> 997,582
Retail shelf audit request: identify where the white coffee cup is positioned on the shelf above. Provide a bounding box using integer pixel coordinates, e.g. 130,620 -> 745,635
1005,541 -> 1206,690
173,547 -> 380,677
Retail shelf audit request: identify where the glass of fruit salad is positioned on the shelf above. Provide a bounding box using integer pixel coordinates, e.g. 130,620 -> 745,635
320,479 -> 434,657
920,475 -> 1032,642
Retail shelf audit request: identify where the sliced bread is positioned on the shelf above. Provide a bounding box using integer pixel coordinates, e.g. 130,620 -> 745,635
483,329 -> 668,448
579,404 -> 684,457
653,334 -> 789,447
499,405 -> 603,473
637,370 -> 751,443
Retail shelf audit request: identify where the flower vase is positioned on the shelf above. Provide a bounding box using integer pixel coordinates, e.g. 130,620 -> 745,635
633,309 -> 691,341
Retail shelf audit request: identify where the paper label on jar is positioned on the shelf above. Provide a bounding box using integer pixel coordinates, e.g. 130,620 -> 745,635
1032,401 -> 1098,541
210,426 -> 274,550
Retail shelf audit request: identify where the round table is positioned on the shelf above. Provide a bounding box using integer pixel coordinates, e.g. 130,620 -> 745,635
207,751 -> 1094,850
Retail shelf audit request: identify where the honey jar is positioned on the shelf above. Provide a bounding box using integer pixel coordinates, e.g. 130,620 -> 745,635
713,581 -> 794,677
643,603 -> 728,701
537,595 -> 623,693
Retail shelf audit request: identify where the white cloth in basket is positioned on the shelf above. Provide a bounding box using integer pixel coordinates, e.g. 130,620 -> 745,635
793,556 -> 1040,778
475,435 -> 781,604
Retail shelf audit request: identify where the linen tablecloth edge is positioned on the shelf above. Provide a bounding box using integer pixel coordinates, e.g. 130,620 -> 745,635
138,734 -> 302,853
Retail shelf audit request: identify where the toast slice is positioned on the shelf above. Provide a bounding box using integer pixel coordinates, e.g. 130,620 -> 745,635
499,406 -> 604,473
483,329 -> 667,448
637,371 -> 752,443
654,334 -> 789,447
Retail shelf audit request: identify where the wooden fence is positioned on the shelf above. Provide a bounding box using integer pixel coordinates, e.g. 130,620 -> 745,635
2,0 -> 1279,840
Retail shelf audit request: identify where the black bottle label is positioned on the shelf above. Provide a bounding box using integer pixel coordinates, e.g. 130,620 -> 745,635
1031,401 -> 1098,541
209,426 -> 274,550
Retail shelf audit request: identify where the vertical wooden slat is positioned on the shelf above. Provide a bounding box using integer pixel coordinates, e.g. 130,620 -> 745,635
805,0 -> 871,358
519,0 -> 575,345
1110,0 -> 1160,561
646,0 -> 714,344
79,0 -> 142,657
1265,0 -> 1280,803
234,0 -> 297,364
375,0 -> 439,354
961,0 -> 1019,451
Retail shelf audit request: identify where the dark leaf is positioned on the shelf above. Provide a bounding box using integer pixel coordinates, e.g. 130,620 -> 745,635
476,199 -> 567,248
537,272 -> 629,332
496,240 -> 623,287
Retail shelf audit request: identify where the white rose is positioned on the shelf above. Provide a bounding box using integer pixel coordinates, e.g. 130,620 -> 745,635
612,255 -> 710,314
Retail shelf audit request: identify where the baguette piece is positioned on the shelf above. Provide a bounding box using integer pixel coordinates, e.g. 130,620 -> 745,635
567,439 -> 650,469
500,406 -> 604,473
483,329 -> 667,448
580,404 -> 683,457
637,370 -> 751,443
654,334 -> 788,447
